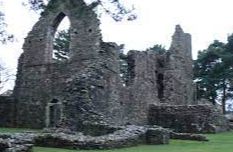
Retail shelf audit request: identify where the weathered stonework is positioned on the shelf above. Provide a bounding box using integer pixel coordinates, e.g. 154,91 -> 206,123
0,96 -> 15,127
0,0 -> 227,144
163,25 -> 194,105
0,0 -> 230,151
0,126 -> 170,151
13,0 -> 123,130
148,104 -> 229,133
119,25 -> 195,125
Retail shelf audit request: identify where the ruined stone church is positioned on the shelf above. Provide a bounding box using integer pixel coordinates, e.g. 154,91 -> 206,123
0,0 -> 228,134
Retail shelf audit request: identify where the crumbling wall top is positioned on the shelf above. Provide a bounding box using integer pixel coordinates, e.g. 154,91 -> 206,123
170,25 -> 192,59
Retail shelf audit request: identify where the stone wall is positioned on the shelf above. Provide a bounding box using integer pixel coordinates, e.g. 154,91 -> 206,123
120,25 -> 195,125
13,18 -> 198,129
163,25 -> 194,105
0,96 -> 15,127
148,104 -> 229,133
13,0 -> 124,130
12,0 -> 211,134
0,126 -> 169,151
121,51 -> 161,125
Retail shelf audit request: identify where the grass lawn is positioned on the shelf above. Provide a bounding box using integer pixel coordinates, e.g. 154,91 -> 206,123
0,127 -> 39,133
1,128 -> 233,152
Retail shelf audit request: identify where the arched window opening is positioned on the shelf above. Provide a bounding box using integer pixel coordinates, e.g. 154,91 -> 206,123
52,13 -> 71,62
119,53 -> 129,87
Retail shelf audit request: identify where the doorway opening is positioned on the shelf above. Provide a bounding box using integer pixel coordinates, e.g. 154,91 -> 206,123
46,99 -> 62,128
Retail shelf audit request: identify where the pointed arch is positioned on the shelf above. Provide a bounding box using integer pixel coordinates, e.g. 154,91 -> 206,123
51,12 -> 71,61
52,12 -> 67,32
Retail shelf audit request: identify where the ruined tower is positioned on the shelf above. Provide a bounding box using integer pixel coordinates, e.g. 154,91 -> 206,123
163,25 -> 194,105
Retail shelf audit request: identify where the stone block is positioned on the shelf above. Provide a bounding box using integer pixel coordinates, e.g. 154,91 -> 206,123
146,128 -> 169,144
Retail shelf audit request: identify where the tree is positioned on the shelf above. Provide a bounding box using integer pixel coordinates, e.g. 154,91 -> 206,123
53,29 -> 70,61
194,40 -> 233,114
0,2 -> 13,44
0,64 -> 6,91
0,63 -> 14,93
27,0 -> 136,22
146,44 -> 167,54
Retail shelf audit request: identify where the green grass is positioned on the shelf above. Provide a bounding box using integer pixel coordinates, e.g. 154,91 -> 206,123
1,128 -> 233,152
0,127 -> 39,133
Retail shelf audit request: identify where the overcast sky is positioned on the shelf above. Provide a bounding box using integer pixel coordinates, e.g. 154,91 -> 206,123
1,0 -> 233,91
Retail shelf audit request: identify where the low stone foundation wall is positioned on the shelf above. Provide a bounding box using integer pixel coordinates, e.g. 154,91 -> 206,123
0,96 -> 15,127
0,125 -> 170,151
0,134 -> 33,152
148,104 -> 229,133
0,125 -> 210,151
35,126 -> 170,150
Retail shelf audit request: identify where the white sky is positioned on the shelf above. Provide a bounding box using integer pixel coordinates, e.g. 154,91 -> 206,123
1,0 -> 233,91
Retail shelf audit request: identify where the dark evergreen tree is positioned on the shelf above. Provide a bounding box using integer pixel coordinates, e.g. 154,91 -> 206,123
147,44 -> 167,54
194,39 -> 233,114
0,2 -> 13,44
53,29 -> 70,61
